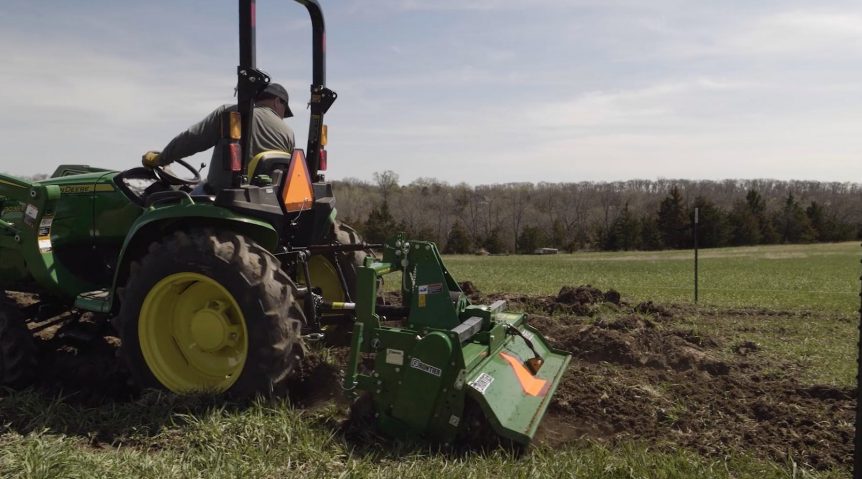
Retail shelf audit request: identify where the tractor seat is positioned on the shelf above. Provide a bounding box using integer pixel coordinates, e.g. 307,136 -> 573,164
248,150 -> 292,179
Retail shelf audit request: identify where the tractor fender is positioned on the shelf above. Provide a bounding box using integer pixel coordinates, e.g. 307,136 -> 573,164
108,201 -> 279,313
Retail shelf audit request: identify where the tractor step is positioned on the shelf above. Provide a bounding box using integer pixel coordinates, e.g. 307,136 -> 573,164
74,289 -> 111,313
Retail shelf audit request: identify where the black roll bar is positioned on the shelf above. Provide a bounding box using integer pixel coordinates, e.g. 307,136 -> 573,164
235,0 -> 335,186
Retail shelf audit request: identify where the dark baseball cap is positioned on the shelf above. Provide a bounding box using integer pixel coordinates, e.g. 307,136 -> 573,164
258,83 -> 293,118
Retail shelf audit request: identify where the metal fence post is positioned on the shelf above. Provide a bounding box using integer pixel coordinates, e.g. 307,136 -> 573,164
694,207 -> 699,304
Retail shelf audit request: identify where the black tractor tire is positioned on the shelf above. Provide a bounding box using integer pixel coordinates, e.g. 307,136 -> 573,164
0,298 -> 37,388
117,229 -> 306,398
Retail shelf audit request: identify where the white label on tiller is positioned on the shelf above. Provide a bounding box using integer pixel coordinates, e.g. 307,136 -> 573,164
385,348 -> 404,366
38,238 -> 52,253
469,373 -> 494,395
25,204 -> 38,220
410,357 -> 442,377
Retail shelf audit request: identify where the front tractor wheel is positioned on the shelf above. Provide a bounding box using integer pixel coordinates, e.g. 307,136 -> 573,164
0,299 -> 36,388
118,230 -> 305,397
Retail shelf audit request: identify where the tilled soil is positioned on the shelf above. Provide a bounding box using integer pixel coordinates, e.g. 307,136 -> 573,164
533,314 -> 853,471
514,290 -> 854,471
4,288 -> 855,471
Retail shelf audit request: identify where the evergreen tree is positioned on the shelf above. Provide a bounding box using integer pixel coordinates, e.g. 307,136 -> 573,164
483,227 -> 507,254
639,215 -> 663,250
745,190 -> 766,216
363,201 -> 401,244
728,201 -> 761,246
759,218 -> 780,244
657,187 -> 689,249
806,201 -> 827,241
606,202 -> 641,250
773,193 -> 815,243
802,201 -> 853,242
691,196 -> 728,248
745,190 -> 778,243
516,226 -> 545,253
444,221 -> 473,254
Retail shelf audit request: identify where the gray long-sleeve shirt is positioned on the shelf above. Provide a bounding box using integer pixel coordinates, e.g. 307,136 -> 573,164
159,104 -> 295,191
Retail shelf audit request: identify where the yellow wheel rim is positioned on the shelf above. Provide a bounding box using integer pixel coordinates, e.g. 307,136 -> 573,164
298,255 -> 346,303
139,272 -> 248,393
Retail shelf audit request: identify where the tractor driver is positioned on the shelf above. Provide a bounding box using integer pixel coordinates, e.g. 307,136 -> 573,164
142,83 -> 295,194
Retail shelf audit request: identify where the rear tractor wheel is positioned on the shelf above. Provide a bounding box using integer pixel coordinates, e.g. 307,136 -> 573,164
297,220 -> 373,344
300,221 -> 370,299
118,229 -> 306,397
0,298 -> 36,388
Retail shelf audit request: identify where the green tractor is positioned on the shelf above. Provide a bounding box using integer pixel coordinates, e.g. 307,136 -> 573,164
0,0 -> 569,445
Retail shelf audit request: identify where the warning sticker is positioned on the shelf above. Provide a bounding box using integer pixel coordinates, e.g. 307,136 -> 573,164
37,215 -> 53,253
38,216 -> 53,236
24,203 -> 38,227
38,237 -> 52,253
418,285 -> 427,308
410,357 -> 442,377
469,373 -> 494,395
385,348 -> 404,366
427,283 -> 443,294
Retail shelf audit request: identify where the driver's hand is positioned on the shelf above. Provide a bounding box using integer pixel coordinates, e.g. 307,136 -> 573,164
142,151 -> 161,169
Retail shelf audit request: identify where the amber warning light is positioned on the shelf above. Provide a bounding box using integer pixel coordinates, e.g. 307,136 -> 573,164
319,125 -> 328,171
281,149 -> 314,212
227,111 -> 241,140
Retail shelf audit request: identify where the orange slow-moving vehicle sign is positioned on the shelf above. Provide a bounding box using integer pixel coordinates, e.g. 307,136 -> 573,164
281,149 -> 314,212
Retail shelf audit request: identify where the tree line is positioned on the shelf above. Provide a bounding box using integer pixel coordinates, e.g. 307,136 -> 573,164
334,173 -> 862,253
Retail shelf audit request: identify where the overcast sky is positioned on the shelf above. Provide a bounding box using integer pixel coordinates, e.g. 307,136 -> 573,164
1,0 -> 860,184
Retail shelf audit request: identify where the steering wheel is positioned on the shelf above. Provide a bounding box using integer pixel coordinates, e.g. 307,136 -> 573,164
153,158 -> 201,186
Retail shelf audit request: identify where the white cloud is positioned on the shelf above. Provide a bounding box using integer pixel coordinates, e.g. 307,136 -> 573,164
2,0 -> 862,185
729,11 -> 862,56
658,9 -> 862,60
525,79 -> 760,131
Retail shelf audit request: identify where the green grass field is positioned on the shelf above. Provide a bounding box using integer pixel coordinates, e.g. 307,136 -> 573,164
444,241 -> 862,314
444,241 -> 861,389
1,242 -> 858,479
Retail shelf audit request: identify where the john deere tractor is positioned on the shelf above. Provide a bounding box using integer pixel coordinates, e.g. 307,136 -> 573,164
0,0 -> 569,445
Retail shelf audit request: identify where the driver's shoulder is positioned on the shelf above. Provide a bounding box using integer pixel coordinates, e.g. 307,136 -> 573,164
213,104 -> 238,116
200,104 -> 238,124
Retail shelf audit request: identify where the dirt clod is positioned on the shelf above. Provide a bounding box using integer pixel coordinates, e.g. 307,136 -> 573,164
733,340 -> 760,356
556,285 -> 602,305
634,301 -> 672,319
603,289 -> 621,305
459,281 -> 480,295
